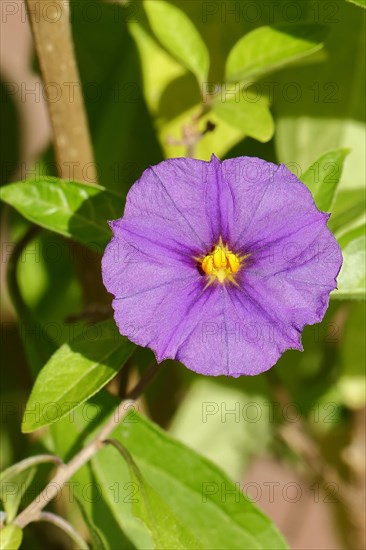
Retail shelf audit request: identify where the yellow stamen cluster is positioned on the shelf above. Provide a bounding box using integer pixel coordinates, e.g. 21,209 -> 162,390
198,237 -> 245,285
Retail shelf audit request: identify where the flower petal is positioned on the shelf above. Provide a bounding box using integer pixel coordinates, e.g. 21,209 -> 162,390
110,218 -> 197,268
123,157 -> 221,253
108,264 -> 208,365
106,249 -> 303,376
102,234 -> 196,300
241,216 -> 342,331
220,157 -> 326,250
175,282 -> 304,377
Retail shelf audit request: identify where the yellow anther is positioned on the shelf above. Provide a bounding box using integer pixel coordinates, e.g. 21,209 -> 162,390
201,255 -> 214,275
213,246 -> 227,268
199,238 -> 247,285
226,253 -> 240,273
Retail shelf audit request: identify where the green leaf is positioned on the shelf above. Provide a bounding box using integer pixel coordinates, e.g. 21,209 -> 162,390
212,91 -> 274,143
329,189 -> 366,236
160,98 -> 272,159
345,0 -> 366,8
105,440 -> 203,549
143,0 -> 209,85
0,469 -> 34,524
22,320 -> 135,432
128,17 -> 190,116
333,225 -> 366,299
76,499 -> 107,550
225,24 -> 328,84
300,149 -> 350,211
17,233 -> 83,333
50,391 -> 288,548
0,178 -> 124,250
66,391 -> 287,550
0,455 -> 60,522
0,525 -> 23,550
93,406 -> 288,549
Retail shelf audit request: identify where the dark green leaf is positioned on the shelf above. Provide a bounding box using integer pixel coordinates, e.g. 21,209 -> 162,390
76,499 -> 107,550
22,320 -> 135,432
226,24 -> 328,84
301,149 -> 350,210
0,178 -> 123,250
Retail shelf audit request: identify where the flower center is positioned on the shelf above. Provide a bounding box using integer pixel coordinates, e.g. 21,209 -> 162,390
199,237 -> 243,284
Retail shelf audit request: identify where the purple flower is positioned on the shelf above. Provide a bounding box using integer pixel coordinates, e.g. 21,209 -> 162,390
102,155 -> 342,377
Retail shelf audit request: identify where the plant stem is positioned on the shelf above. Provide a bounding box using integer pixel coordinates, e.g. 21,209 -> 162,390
1,455 -> 63,479
126,362 -> 161,400
34,512 -> 89,550
13,397 -> 135,529
13,361 -> 161,529
25,0 -> 96,183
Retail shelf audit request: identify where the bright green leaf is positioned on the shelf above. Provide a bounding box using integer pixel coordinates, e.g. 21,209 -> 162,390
22,320 -> 135,432
339,224 -> 366,248
301,149 -> 350,211
75,392 -> 288,549
143,0 -> 209,85
225,24 -> 328,84
128,18 -> 188,116
0,178 -> 124,250
213,92 -> 274,143
93,406 -> 288,549
333,226 -> 366,299
158,103 -> 241,159
345,0 -> 366,8
51,391 -> 288,549
329,189 -> 366,236
105,440 -> 203,549
160,99 -> 271,159
0,525 -> 23,550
